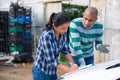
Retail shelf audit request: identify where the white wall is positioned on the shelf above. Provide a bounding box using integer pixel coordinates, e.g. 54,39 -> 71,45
104,0 -> 120,61
46,2 -> 62,22
90,0 -> 120,62
71,0 -> 89,5
63,0 -> 89,6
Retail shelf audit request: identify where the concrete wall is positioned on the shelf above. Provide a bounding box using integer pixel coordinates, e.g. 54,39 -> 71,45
104,0 -> 120,61
90,0 -> 120,63
90,0 -> 106,23
63,0 -> 89,6
45,2 -> 62,22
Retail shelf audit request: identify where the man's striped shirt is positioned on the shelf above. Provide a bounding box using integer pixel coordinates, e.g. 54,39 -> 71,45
69,18 -> 103,60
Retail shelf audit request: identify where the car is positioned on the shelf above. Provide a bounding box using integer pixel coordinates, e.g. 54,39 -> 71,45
58,59 -> 120,80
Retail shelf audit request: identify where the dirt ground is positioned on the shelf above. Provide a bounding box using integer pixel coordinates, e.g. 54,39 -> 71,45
0,61 -> 65,80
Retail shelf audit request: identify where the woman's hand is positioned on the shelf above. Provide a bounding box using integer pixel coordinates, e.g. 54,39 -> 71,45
57,63 -> 78,73
69,64 -> 79,72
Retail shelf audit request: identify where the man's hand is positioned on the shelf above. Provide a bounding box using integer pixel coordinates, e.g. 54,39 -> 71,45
98,44 -> 110,54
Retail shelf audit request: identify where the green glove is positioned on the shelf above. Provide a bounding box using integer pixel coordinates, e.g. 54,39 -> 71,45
98,44 -> 110,53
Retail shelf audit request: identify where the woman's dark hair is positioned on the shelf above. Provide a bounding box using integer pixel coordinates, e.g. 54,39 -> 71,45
45,12 -> 70,29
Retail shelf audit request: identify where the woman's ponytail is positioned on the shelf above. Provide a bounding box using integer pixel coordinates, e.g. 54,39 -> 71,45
45,13 -> 56,29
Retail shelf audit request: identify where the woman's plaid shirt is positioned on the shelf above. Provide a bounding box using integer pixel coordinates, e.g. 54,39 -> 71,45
34,28 -> 71,75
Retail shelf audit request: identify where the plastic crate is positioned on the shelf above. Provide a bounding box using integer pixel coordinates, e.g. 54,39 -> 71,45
16,7 -> 25,16
9,11 -> 17,17
9,32 -> 22,41
13,52 -> 33,62
9,22 -> 17,26
9,45 -> 23,52
23,44 -> 32,52
0,41 -> 9,52
22,30 -> 32,39
23,39 -> 32,44
8,26 -> 23,33
25,7 -> 31,16
9,22 -> 23,27
0,27 -> 8,33
9,40 -> 22,46
9,17 -> 17,23
0,38 -> 4,42
25,16 -> 31,22
0,33 -> 5,38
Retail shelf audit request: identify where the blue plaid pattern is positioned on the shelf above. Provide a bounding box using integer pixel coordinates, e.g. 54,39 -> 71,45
33,28 -> 71,75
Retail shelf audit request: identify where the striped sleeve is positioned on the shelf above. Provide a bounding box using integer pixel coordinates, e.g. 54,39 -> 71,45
69,20 -> 84,60
95,24 -> 103,49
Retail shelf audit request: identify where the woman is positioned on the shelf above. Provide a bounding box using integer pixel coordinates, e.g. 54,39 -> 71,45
32,12 -> 78,80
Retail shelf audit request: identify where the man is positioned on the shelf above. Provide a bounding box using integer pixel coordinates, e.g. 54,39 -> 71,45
69,7 -> 109,66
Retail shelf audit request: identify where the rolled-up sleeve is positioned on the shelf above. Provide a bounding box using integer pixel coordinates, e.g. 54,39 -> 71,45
62,35 -> 71,54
